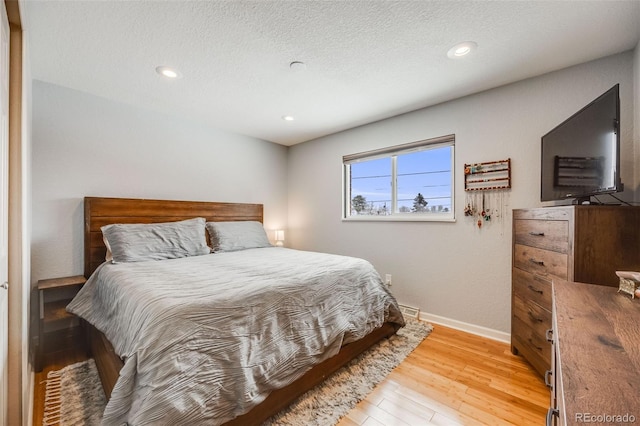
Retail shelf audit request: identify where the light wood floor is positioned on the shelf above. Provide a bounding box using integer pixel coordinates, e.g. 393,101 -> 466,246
33,324 -> 548,425
337,324 -> 548,426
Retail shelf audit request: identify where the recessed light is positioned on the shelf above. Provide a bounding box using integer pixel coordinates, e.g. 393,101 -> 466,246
282,115 -> 295,121
155,66 -> 182,79
447,41 -> 477,59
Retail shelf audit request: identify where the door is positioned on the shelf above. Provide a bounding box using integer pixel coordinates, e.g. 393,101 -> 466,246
0,2 -> 9,424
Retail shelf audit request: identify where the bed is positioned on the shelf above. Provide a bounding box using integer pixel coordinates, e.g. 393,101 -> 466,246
70,197 -> 404,425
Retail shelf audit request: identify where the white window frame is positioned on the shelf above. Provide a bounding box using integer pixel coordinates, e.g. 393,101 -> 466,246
342,134 -> 455,222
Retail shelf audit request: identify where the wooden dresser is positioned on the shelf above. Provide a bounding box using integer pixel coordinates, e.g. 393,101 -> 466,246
511,206 -> 640,377
549,280 -> 640,425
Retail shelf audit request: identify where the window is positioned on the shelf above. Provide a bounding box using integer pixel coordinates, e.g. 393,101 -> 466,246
343,134 -> 455,221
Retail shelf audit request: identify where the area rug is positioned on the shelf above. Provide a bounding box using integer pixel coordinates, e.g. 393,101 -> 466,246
42,319 -> 431,425
42,359 -> 106,426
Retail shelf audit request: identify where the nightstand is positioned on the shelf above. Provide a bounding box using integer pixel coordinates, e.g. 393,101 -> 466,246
37,275 -> 87,371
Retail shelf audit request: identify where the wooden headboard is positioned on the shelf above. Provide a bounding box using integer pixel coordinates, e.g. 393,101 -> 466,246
84,197 -> 264,278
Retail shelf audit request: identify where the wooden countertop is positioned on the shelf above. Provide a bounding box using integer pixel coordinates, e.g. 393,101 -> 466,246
553,279 -> 640,425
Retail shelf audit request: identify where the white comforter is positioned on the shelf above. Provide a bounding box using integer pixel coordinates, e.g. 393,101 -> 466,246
67,247 -> 404,425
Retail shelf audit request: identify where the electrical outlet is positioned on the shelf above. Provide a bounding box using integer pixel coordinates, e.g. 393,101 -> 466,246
385,274 -> 392,286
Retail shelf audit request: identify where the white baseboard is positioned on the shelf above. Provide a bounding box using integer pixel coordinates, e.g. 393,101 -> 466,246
419,311 -> 510,344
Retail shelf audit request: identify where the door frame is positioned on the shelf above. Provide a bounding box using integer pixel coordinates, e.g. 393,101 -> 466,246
4,1 -> 28,425
0,1 -> 10,424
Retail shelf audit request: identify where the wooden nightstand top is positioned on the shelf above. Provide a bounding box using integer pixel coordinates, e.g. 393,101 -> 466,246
38,275 -> 87,291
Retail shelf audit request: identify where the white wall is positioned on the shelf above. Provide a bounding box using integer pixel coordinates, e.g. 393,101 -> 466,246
288,52 -> 635,335
31,80 -> 288,282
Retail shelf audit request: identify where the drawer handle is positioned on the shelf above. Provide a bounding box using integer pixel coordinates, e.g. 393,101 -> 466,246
529,231 -> 545,236
528,285 -> 544,295
529,258 -> 545,266
546,407 -> 559,426
546,328 -> 554,343
528,338 -> 543,351
544,369 -> 553,388
528,311 -> 544,323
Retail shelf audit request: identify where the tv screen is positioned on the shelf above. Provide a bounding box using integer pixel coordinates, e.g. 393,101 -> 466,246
541,84 -> 621,203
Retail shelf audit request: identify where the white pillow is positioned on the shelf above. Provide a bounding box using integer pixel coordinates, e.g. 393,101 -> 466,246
206,221 -> 272,252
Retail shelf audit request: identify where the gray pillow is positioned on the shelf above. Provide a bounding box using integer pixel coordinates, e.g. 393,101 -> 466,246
102,217 -> 210,263
206,221 -> 272,252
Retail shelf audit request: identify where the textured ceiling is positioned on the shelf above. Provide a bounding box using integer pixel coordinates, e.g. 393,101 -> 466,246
24,1 -> 640,146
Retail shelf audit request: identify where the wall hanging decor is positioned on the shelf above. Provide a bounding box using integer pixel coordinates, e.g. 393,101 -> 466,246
464,159 -> 511,229
464,158 -> 511,191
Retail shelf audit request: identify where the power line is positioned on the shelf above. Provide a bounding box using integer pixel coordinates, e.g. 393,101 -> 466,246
352,169 -> 450,180
351,174 -> 391,180
398,170 -> 450,177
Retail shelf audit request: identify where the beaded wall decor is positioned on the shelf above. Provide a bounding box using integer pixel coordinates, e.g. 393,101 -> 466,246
464,159 -> 511,229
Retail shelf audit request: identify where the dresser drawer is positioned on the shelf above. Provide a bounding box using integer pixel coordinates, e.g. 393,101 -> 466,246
514,219 -> 569,253
512,268 -> 552,310
514,244 -> 568,279
512,292 -> 551,337
511,320 -> 551,377
513,315 -> 551,367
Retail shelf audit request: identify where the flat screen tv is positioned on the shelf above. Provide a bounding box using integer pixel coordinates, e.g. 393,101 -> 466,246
541,84 -> 622,203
